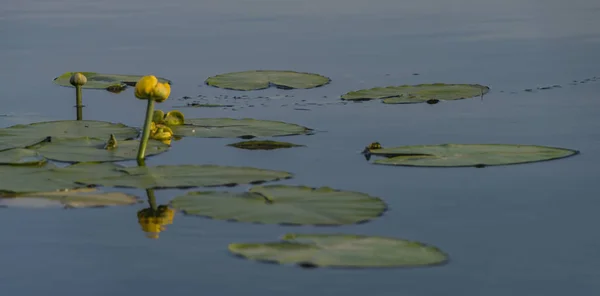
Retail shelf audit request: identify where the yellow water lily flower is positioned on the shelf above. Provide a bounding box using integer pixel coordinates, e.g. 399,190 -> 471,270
69,72 -> 87,86
164,110 -> 185,126
134,75 -> 171,103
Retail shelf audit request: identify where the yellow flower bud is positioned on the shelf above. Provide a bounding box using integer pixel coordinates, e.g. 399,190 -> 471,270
69,72 -> 87,86
134,75 -> 159,100
152,82 -> 171,103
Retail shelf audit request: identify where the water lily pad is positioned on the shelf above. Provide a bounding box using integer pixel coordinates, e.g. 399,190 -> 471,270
0,163 -> 126,193
172,118 -> 313,139
205,70 -> 331,91
77,165 -> 293,189
53,72 -> 171,90
229,233 -> 448,268
0,188 -> 139,208
367,143 -> 578,167
171,185 -> 386,225
0,148 -> 46,166
227,140 -> 304,150
341,83 -> 489,104
30,137 -> 169,163
0,120 -> 139,151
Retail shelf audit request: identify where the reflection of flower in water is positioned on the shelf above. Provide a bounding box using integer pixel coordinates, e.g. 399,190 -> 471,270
137,205 -> 175,239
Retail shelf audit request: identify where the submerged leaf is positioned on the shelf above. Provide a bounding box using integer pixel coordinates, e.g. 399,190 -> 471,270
229,233 -> 448,268
172,118 -> 313,139
205,70 -> 331,91
77,165 -> 293,189
53,72 -> 171,90
367,143 -> 578,167
30,137 -> 169,163
227,140 -> 304,150
171,185 -> 386,225
341,83 -> 489,104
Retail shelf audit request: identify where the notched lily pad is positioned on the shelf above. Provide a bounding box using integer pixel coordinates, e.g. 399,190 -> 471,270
53,72 -> 171,90
341,83 -> 489,104
364,143 -> 578,167
0,148 -> 46,166
0,120 -> 139,151
0,188 -> 140,208
205,70 -> 331,91
170,185 -> 386,225
0,163 -> 126,193
172,118 -> 313,139
227,140 -> 304,150
30,137 -> 169,163
77,165 -> 293,189
229,233 -> 448,268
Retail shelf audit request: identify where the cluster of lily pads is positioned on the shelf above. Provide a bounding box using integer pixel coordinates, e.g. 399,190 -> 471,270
0,70 -> 579,269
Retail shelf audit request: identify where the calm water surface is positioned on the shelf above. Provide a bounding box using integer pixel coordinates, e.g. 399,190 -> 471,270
1,0 -> 600,295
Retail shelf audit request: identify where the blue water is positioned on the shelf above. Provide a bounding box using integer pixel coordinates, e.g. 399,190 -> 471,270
1,0 -> 600,295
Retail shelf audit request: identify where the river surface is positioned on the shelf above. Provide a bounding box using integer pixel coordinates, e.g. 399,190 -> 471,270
1,0 -> 600,295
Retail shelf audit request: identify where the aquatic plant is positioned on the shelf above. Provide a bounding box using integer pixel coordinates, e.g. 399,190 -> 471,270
134,75 -> 172,160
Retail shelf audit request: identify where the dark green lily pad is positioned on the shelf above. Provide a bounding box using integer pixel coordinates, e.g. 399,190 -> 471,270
341,83 -> 489,104
366,143 -> 578,167
0,120 -> 139,152
53,72 -> 171,90
227,140 -> 304,150
0,163 -> 126,193
229,233 -> 448,268
0,148 -> 46,166
77,165 -> 293,189
171,185 -> 386,225
205,70 -> 330,91
0,188 -> 140,208
30,137 -> 169,163
171,118 -> 313,139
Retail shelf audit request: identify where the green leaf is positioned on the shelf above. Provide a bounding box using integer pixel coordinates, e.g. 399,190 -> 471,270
0,163 -> 126,193
171,118 -> 313,139
30,137 -> 169,163
341,83 -> 489,104
77,165 -> 293,189
205,70 -> 331,91
368,143 -> 578,167
227,140 -> 304,150
0,120 -> 139,152
171,185 -> 386,225
0,148 -> 46,166
229,233 -> 448,268
0,188 -> 140,208
53,72 -> 171,90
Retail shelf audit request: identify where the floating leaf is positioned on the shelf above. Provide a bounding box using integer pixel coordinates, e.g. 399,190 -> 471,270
0,188 -> 139,208
228,140 -> 304,150
172,118 -> 313,139
171,185 -> 386,225
30,137 -> 169,163
0,163 -> 126,193
205,70 -> 330,91
77,165 -> 293,189
229,233 -> 448,268
0,148 -> 46,166
0,120 -> 138,151
53,72 -> 171,90
341,83 -> 489,104
367,143 -> 578,167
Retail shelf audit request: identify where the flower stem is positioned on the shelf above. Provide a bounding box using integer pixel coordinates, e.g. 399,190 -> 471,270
75,85 -> 83,120
146,189 -> 157,212
137,99 -> 155,161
